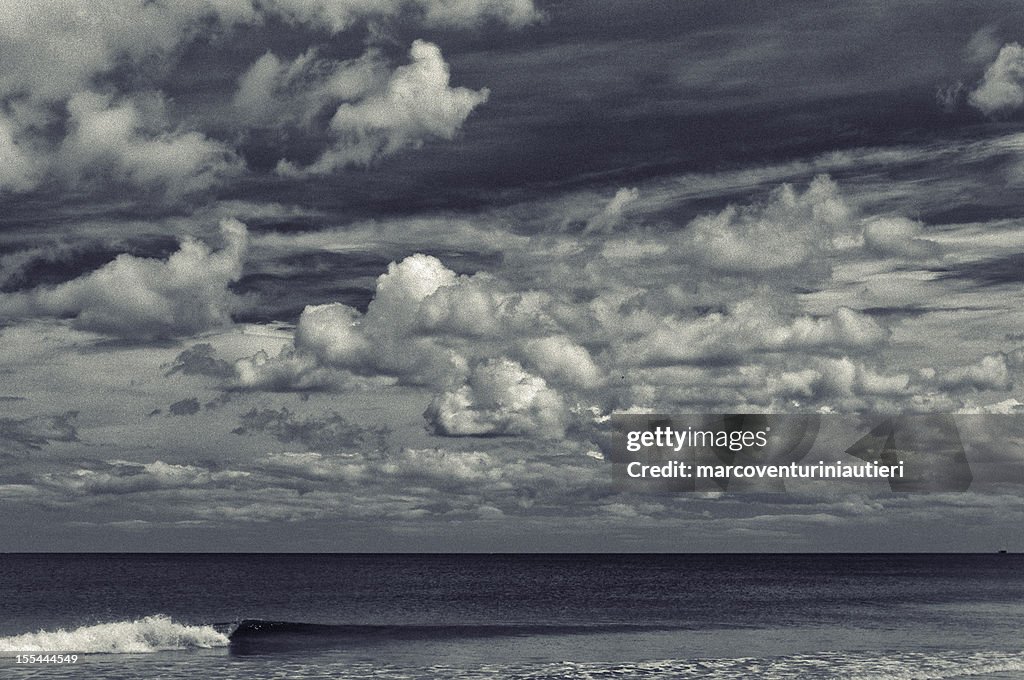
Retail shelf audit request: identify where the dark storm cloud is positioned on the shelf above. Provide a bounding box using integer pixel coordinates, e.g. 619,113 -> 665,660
165,344 -> 235,380
232,407 -> 389,452
168,398 -> 202,417
0,412 -> 79,454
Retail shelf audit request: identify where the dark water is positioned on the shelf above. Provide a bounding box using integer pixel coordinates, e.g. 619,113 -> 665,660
1,554 -> 1023,678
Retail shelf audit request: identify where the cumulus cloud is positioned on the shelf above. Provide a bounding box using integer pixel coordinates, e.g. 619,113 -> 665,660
222,172 -> 973,433
0,1 -> 254,194
231,214 -> 895,430
258,451 -> 368,485
291,254 -> 476,384
232,348 -> 351,392
233,252 -> 593,417
0,219 -> 248,340
255,447 -> 595,504
261,252 -> 585,390
0,1 -> 535,194
278,41 -> 490,175
0,2 -> 252,107
0,89 -> 241,197
625,302 -> 888,365
519,336 -> 603,389
59,92 -> 241,198
969,43 -> 1024,115
294,302 -> 374,369
232,47 -> 386,128
38,459 -> 248,496
0,1 -> 533,107
863,217 -> 943,259
22,440 -> 605,526
424,359 -> 567,437
687,175 -> 853,273
938,353 -> 1011,391
814,357 -> 912,398
619,359 -> 913,413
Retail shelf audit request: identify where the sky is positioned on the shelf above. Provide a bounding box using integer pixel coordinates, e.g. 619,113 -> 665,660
3,0 -> 1024,551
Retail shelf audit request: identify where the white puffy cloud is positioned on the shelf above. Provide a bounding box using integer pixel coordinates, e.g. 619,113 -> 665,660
686,175 -> 852,273
236,257 -> 507,390
0,1 -> 535,194
624,302 -> 888,365
60,92 -> 241,198
969,43 -> 1024,115
282,253 -> 592,388
294,303 -> 373,368
356,253 -> 472,382
0,220 -> 248,340
863,216 -> 942,259
232,347 -> 368,391
224,170 -> 996,434
235,253 -> 598,434
291,254 -> 478,384
0,1 -> 533,108
519,336 -> 603,389
278,41 -> 490,175
0,1 -> 255,107
39,460 -> 248,496
232,48 -> 386,128
815,357 -> 912,397
0,2 -> 254,194
424,358 -> 567,437
938,353 -> 1011,391
956,398 -> 1024,414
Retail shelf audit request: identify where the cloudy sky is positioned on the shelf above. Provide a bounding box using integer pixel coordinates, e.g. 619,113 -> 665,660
3,0 -> 1024,551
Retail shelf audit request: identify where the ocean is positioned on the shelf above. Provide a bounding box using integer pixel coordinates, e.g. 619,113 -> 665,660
1,554 -> 1022,679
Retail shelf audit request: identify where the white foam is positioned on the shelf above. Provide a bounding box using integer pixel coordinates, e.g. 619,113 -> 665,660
511,650 -> 1024,680
0,615 -> 229,654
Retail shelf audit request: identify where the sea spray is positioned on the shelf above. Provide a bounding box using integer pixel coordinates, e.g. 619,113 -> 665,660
0,615 -> 229,653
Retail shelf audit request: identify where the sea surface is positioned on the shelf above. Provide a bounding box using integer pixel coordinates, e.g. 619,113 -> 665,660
1,554 -> 1023,679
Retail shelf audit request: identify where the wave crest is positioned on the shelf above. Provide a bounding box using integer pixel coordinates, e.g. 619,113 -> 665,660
0,615 -> 229,654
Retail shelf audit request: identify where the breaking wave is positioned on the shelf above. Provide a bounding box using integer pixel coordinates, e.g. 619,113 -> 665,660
0,615 -> 229,654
